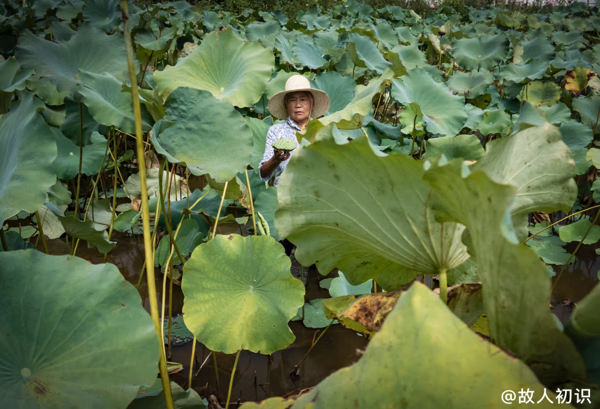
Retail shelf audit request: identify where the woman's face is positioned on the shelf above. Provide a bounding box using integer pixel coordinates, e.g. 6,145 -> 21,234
286,92 -> 312,124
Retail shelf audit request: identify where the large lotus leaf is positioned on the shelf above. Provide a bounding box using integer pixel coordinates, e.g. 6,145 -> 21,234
299,13 -> 331,30
371,20 -> 398,50
346,33 -> 391,74
313,30 -> 339,50
517,36 -> 555,64
310,72 -> 355,115
552,30 -> 583,46
292,36 -> 327,70
182,234 -> 304,354
423,134 -> 484,161
515,102 -> 571,132
389,43 -> 426,70
392,68 -> 467,136
424,159 -> 585,385
15,25 -> 133,95
451,34 -> 509,71
573,95 -> 600,133
254,187 -> 281,241
560,121 -> 593,151
51,129 -> 108,180
290,282 -> 567,409
501,60 -> 549,83
154,29 -> 274,107
520,81 -> 562,107
135,28 -> 176,53
473,123 -> 577,239
274,31 -> 298,65
319,70 -> 393,127
329,271 -> 372,298
78,70 -> 153,133
275,130 -> 469,289
0,249 -> 159,408
570,283 -> 600,337
153,88 -> 252,182
245,20 -> 281,48
0,93 -> 57,224
447,70 -> 494,98
0,57 -> 33,92
82,0 -> 120,32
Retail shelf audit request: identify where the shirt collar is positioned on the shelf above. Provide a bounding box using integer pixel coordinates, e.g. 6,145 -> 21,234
286,116 -> 313,132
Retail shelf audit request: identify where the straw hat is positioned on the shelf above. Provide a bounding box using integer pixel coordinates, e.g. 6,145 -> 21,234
267,75 -> 330,120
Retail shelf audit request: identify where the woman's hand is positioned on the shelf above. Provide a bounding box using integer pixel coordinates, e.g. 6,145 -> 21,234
273,148 -> 291,163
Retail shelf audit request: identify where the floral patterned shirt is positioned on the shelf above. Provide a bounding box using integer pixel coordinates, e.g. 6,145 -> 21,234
258,117 -> 304,186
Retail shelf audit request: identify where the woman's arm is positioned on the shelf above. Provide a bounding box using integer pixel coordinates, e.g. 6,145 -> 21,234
258,128 -> 291,181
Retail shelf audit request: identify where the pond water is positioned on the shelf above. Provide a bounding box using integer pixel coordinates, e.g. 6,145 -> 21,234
35,215 -> 600,407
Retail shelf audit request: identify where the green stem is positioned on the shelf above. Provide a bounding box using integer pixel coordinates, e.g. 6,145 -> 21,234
439,267 -> 448,304
137,199 -> 162,289
212,181 -> 229,239
245,170 -> 257,236
551,208 -> 600,293
409,114 -> 418,156
120,2 -> 174,408
225,350 -> 241,409
213,353 -> 220,395
158,158 -> 185,262
34,211 -> 49,254
105,130 -> 119,263
297,320 -> 334,370
352,62 -> 356,80
188,336 -> 197,390
71,102 -> 84,254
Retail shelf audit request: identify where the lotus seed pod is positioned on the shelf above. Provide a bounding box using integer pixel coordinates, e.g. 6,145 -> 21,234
271,138 -> 296,152
257,211 -> 270,236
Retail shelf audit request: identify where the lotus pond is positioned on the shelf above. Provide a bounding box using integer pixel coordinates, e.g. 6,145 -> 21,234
1,0 -> 600,408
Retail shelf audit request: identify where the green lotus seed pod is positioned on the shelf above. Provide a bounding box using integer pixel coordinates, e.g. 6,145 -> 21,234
271,138 -> 296,152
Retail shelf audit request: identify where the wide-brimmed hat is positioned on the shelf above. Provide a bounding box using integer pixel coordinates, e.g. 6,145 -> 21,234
267,75 -> 330,120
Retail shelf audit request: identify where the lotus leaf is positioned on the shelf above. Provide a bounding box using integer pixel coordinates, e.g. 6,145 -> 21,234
60,98 -> 108,146
502,60 -> 549,83
573,95 -> 600,132
129,381 -> 206,409
254,187 -> 281,241
182,235 -> 304,354
59,216 -> 116,253
310,72 -> 355,115
424,158 -> 585,385
564,67 -> 592,96
303,298 -> 334,328
520,81 -> 562,107
423,134 -> 484,161
389,43 -> 426,70
451,34 -> 509,70
517,36 -> 555,64
447,70 -> 494,98
275,130 -> 469,290
274,31 -> 298,65
0,92 -> 57,224
0,57 -> 33,93
155,218 -> 204,267
15,25 -> 133,95
346,33 -> 391,74
292,36 -> 328,70
82,0 -> 120,32
152,88 -> 253,182
0,249 -> 159,408
392,68 -> 467,136
51,130 -> 108,180
475,109 -> 513,135
154,29 -> 274,107
26,76 -> 70,106
559,218 -> 600,245
329,271 -> 372,298
291,282 -> 566,409
246,20 -> 281,48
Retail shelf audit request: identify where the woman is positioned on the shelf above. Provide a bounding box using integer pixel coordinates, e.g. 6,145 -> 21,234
258,75 -> 330,186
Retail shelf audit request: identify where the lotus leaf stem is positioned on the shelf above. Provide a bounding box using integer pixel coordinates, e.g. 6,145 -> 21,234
551,208 -> 600,293
521,204 -> 600,245
297,320 -> 334,370
188,336 -> 197,390
158,158 -> 185,263
105,131 -> 119,263
120,1 -> 174,407
137,199 -> 162,289
226,349 -> 242,409
244,170 -> 257,236
410,114 -> 418,156
213,353 -> 220,394
374,91 -> 384,121
439,267 -> 448,304
70,102 -> 85,254
373,281 -> 378,293
592,105 -> 600,135
34,211 -> 48,254
212,181 -> 229,239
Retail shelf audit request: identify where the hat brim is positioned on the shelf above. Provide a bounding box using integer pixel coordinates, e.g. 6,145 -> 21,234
267,88 -> 331,120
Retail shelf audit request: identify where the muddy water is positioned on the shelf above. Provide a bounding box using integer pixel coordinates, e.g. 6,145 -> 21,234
37,218 -> 600,405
